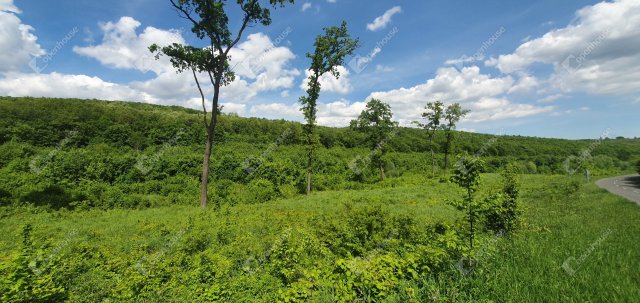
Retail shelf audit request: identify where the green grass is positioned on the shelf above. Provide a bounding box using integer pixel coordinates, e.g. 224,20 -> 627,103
1,174 -> 638,302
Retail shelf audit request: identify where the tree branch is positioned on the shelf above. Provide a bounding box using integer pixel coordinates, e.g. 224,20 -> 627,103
192,68 -> 210,130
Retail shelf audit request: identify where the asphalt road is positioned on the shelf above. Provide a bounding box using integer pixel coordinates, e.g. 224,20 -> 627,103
595,174 -> 640,206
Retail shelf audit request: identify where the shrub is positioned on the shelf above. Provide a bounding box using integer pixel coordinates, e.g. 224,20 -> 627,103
482,164 -> 522,234
247,179 -> 277,203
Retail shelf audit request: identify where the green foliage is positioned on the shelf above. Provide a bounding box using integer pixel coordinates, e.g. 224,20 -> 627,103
0,225 -> 66,303
299,21 -> 359,194
351,98 -> 397,181
247,178 -> 277,203
481,163 -> 522,234
419,101 -> 445,177
636,159 -> 640,174
442,103 -> 470,176
450,156 -> 485,249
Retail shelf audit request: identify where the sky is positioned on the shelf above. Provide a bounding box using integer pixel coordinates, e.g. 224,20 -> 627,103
0,0 -> 638,139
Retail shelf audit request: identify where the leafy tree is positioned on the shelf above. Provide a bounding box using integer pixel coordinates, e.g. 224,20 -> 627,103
299,21 -> 359,194
442,103 -> 470,177
351,98 -> 397,181
419,101 -> 444,178
636,159 -> 640,174
149,0 -> 294,207
450,156 -> 484,249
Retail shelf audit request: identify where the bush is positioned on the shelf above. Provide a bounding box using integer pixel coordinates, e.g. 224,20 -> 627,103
481,164 -> 521,234
247,179 -> 277,203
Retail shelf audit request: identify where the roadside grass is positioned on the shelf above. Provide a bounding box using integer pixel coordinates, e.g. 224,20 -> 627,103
437,175 -> 640,302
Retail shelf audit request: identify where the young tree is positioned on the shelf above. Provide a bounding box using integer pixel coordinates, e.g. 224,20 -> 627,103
351,98 -> 397,181
442,103 -> 470,177
419,101 -> 444,178
299,21 -> 359,195
149,0 -> 294,207
451,156 -> 484,249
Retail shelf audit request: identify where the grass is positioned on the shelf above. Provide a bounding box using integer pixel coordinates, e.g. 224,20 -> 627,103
0,173 -> 638,302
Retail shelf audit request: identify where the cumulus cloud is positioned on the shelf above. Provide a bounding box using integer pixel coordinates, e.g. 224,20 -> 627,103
486,0 -> 640,95
73,16 -> 184,74
0,72 -> 151,102
367,6 -> 402,32
300,65 -> 352,94
0,3 -> 44,72
301,3 -> 312,12
366,66 -> 555,124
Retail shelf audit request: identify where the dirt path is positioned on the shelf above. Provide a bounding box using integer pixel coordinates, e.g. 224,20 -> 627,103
595,174 -> 640,206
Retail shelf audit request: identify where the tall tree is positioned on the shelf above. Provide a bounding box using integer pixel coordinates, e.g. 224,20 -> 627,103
419,101 -> 444,178
442,103 -> 470,177
351,98 -> 397,181
149,0 -> 294,207
300,21 -> 359,195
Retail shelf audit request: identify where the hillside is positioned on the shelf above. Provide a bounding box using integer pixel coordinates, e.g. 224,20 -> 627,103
1,96 -> 639,301
1,96 -> 638,210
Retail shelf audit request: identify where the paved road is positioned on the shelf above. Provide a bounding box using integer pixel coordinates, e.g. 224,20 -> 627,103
596,174 -> 640,206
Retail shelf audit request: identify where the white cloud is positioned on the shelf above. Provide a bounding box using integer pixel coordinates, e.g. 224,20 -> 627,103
0,0 -> 20,13
367,6 -> 402,32
221,102 -> 246,115
366,66 -> 555,124
0,6 -> 44,72
0,72 -> 151,102
537,94 -> 563,103
300,65 -> 352,94
508,73 -> 539,94
317,100 -> 366,126
73,16 -> 184,74
486,0 -> 640,95
250,102 -> 301,118
301,2 -> 312,12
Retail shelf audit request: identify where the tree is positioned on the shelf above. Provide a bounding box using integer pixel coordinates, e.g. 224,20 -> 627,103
636,159 -> 640,174
299,21 -> 359,195
419,101 -> 444,178
442,103 -> 469,177
450,156 -> 484,249
350,99 -> 397,181
149,0 -> 294,207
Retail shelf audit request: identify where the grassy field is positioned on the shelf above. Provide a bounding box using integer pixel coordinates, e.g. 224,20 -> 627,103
1,173 -> 638,302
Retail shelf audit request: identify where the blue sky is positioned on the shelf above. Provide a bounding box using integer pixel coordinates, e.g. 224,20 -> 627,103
1,0 -> 638,139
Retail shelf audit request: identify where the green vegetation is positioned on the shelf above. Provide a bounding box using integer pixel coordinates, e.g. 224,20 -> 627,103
0,96 -> 639,301
350,98 -> 397,181
149,0 -> 295,207
299,21 -> 359,194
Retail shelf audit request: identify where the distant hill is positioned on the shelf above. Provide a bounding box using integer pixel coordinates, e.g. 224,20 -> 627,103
1,96 -> 639,209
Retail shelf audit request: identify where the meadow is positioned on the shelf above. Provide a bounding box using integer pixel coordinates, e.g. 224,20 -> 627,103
1,97 -> 639,302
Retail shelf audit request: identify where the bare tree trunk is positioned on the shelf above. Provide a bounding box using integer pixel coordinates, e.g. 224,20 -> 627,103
429,135 -> 435,178
198,77 -> 220,208
469,189 -> 474,249
306,155 -> 312,195
199,133 -> 212,208
379,160 -> 385,181
443,148 -> 449,177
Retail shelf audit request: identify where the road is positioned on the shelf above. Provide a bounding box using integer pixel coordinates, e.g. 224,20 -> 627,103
595,174 -> 640,206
